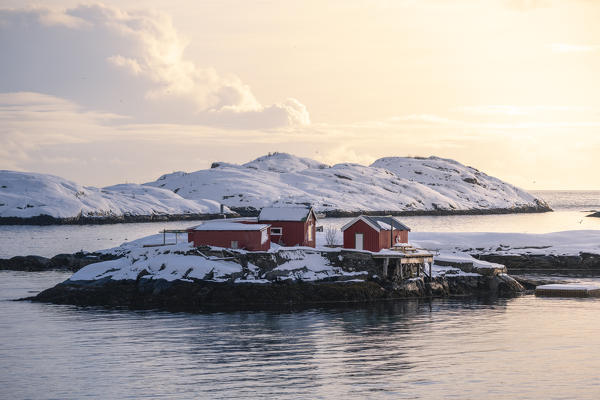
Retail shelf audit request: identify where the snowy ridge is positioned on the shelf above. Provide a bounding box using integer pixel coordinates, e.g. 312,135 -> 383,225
147,152 -> 548,214
0,170 -> 228,220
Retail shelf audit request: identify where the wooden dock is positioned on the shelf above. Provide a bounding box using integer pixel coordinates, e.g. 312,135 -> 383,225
372,246 -> 434,279
535,284 -> 600,298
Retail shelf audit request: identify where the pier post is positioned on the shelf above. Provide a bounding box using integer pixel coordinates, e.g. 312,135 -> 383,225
382,258 -> 389,279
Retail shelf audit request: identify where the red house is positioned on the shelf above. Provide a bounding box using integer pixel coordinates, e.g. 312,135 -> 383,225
341,215 -> 410,252
258,207 -> 318,247
187,221 -> 271,251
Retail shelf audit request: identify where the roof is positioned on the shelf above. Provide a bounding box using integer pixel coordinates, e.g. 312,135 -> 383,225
258,207 -> 316,222
191,221 -> 270,231
341,215 -> 411,232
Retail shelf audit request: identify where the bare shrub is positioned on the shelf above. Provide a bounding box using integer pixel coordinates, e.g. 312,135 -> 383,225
325,225 -> 339,246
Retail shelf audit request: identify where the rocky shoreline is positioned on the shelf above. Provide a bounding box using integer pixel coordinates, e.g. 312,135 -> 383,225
25,274 -> 524,312
474,253 -> 600,275
3,243 -> 528,311
5,249 -> 599,276
0,252 -> 117,272
7,240 -> 600,312
1,204 -> 551,226
0,212 -> 235,226
317,203 -> 552,218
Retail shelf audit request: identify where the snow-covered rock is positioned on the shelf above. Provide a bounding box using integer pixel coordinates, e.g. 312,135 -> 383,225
0,170 -> 228,220
410,230 -> 600,256
71,240 -> 364,283
146,152 -> 549,214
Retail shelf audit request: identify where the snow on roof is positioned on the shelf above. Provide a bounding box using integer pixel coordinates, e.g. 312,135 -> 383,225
258,207 -> 314,222
191,221 -> 270,231
341,215 -> 411,232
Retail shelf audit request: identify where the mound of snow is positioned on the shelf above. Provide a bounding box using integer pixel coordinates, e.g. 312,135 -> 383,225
70,242 -> 252,282
145,153 -> 548,213
0,170 -> 229,219
71,239 -> 363,283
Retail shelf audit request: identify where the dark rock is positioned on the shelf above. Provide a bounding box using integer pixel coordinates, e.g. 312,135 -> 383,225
25,272 -> 525,312
0,212 -> 240,226
1,251 -> 119,272
475,253 -> 600,275
0,255 -> 50,271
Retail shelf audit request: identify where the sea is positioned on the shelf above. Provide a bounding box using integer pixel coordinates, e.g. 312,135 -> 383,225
1,190 -> 600,399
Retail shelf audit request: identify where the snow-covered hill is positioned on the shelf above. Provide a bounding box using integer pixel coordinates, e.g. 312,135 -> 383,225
0,171 -> 227,221
146,153 -> 549,215
0,153 -> 549,223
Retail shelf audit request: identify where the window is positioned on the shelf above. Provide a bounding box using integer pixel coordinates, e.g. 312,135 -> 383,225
307,223 -> 313,241
231,241 -> 238,249
271,227 -> 282,235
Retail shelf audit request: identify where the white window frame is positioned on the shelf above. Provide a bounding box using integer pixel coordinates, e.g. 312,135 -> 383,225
231,240 -> 238,249
270,227 -> 283,235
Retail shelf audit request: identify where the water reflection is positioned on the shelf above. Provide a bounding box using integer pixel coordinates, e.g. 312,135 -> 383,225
3,271 -> 600,399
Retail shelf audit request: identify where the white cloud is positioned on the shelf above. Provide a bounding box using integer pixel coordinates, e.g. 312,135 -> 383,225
0,4 -> 309,129
1,91 -> 600,190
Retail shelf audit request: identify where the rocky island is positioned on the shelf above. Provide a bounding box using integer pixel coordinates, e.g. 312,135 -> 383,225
21,233 -> 525,311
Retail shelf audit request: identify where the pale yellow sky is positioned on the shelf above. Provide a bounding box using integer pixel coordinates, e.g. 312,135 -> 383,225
0,0 -> 599,189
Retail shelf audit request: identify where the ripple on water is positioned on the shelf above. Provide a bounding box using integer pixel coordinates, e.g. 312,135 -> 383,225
2,271 -> 600,399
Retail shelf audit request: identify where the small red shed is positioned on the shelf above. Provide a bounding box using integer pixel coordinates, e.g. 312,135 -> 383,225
187,221 -> 271,251
341,215 -> 410,252
258,207 -> 318,247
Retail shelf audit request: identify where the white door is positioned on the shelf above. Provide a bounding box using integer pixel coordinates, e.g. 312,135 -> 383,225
355,233 -> 364,250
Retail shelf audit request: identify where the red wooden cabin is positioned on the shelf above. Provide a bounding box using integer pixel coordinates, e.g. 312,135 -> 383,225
187,221 -> 271,251
258,207 -> 317,247
341,215 -> 410,252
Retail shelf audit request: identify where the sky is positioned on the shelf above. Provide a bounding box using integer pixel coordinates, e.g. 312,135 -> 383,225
1,0 -> 599,189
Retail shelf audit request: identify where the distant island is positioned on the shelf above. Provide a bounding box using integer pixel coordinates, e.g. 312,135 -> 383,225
0,153 -> 550,225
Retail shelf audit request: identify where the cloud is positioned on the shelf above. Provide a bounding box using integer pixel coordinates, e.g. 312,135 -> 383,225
548,43 -> 599,53
0,4 -> 309,129
458,105 -> 590,116
2,91 -> 600,190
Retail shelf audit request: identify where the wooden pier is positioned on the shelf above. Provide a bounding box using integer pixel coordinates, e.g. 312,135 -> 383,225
372,245 -> 434,279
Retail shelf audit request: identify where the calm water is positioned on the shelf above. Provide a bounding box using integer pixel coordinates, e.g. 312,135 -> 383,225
1,192 -> 600,398
2,271 -> 600,399
1,190 -> 599,258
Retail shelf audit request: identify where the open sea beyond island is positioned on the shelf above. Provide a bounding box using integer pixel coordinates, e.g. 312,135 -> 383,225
1,190 -> 600,399
0,190 -> 598,258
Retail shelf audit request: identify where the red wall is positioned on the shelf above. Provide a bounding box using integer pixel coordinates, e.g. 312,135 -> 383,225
262,216 -> 316,247
342,220 -> 380,252
378,229 -> 409,248
343,220 -> 409,252
187,229 -> 270,251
